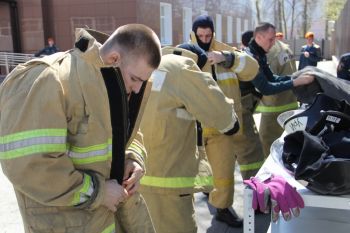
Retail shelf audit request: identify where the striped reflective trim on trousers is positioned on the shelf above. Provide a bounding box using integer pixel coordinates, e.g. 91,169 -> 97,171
239,160 -> 264,172
68,139 -> 112,165
72,173 -> 94,205
0,129 -> 67,159
140,175 -> 213,188
255,102 -> 299,113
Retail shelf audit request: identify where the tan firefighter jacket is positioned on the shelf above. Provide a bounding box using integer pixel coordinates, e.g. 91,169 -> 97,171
139,51 -> 237,195
189,31 -> 259,136
256,40 -> 298,113
0,29 -> 148,233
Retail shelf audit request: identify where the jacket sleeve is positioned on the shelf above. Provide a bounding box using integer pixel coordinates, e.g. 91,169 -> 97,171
0,65 -> 104,210
308,46 -> 322,63
252,69 -> 294,95
226,50 -> 259,82
174,59 -> 237,133
125,130 -> 147,171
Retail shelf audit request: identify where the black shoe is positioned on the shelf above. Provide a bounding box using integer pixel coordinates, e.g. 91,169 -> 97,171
216,208 -> 243,228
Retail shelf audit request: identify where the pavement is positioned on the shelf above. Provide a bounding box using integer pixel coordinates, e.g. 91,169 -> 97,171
0,60 -> 337,233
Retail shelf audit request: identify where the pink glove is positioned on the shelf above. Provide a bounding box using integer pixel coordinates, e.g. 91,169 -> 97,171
244,175 -> 304,222
243,177 -> 270,213
264,175 -> 304,222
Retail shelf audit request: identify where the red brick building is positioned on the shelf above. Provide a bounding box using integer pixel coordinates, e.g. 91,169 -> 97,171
0,0 -> 255,53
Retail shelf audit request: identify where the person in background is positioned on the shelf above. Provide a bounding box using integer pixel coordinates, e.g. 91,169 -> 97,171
275,32 -> 284,41
0,24 -> 161,233
140,44 -> 239,233
241,30 -> 254,51
298,31 -> 322,70
246,22 -> 314,97
190,15 -> 264,228
35,37 -> 59,57
257,34 -> 299,157
337,52 -> 350,81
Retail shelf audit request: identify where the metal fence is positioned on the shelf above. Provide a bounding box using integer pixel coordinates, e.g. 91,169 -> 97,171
0,52 -> 34,76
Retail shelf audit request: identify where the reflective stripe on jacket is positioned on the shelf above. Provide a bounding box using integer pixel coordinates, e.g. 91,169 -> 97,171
0,28 -> 148,233
140,54 -> 236,194
256,40 -> 298,113
189,31 -> 259,136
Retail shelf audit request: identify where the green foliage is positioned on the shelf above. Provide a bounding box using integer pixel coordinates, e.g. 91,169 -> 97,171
325,0 -> 347,20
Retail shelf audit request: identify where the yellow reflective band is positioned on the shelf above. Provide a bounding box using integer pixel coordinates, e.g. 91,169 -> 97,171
0,128 -> 66,144
140,175 -> 213,188
0,129 -> 67,159
240,161 -> 264,172
68,139 -> 112,165
217,77 -> 239,86
0,144 -> 67,160
101,223 -> 115,233
255,102 -> 299,113
203,127 -> 220,137
72,174 -> 93,205
127,141 -> 146,158
213,177 -> 234,188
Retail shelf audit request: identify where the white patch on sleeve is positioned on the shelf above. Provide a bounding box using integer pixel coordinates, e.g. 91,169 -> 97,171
151,70 -> 167,92
278,51 -> 292,66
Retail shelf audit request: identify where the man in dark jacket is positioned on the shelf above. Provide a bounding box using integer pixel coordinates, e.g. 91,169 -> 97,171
245,22 -> 314,96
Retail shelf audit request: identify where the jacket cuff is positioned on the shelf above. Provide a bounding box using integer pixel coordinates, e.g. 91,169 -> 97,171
125,151 -> 146,172
219,51 -> 235,68
75,170 -> 105,211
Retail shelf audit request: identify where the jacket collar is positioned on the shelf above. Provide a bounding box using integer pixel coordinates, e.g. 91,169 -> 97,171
74,28 -> 106,69
249,39 -> 267,56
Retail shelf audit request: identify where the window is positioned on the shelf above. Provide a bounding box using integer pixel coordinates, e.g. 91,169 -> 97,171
183,7 -> 192,42
160,2 -> 172,45
244,19 -> 249,32
236,17 -> 241,43
227,16 -> 233,43
71,17 -> 95,35
215,14 -> 222,42
201,10 -> 208,15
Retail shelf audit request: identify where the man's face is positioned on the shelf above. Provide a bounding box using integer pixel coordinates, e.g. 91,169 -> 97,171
119,56 -> 154,95
196,27 -> 213,44
256,27 -> 276,52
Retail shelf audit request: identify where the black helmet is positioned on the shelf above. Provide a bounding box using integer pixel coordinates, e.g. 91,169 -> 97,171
281,93 -> 350,134
337,53 -> 350,81
282,94 -> 350,195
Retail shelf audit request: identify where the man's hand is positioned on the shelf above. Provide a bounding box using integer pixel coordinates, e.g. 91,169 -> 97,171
304,51 -> 310,58
207,51 -> 225,65
122,159 -> 145,195
293,73 -> 315,86
102,179 -> 128,212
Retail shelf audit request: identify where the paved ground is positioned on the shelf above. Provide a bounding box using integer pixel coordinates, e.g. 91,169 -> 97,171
0,60 -> 336,233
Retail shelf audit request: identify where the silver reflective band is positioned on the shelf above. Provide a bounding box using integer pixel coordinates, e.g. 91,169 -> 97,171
0,136 -> 66,152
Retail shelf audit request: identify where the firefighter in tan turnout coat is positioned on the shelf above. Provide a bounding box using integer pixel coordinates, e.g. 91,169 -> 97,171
0,26 -> 161,233
189,15 -> 264,227
139,45 -> 239,233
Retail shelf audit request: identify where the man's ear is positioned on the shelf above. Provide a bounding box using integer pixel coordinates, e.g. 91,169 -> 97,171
105,51 -> 121,66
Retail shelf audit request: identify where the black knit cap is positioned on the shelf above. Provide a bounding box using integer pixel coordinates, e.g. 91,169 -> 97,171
192,15 -> 215,33
177,43 -> 208,69
241,30 -> 254,47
